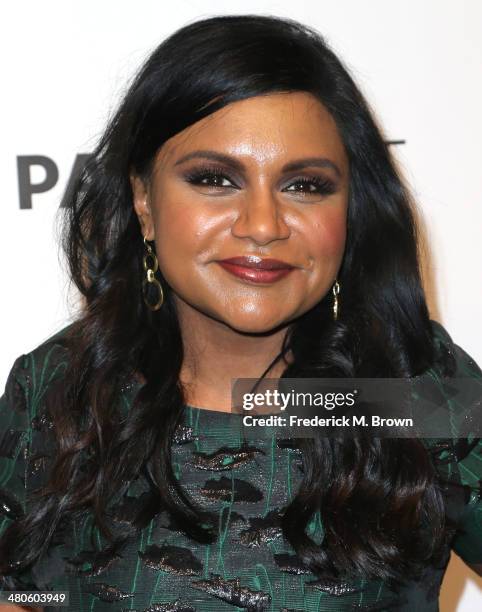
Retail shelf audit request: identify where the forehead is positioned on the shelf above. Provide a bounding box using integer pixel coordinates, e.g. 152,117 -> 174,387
156,91 -> 348,173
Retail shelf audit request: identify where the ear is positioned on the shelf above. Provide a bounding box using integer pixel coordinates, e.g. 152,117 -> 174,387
130,174 -> 155,241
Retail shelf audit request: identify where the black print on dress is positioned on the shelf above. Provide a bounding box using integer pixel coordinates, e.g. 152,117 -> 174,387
239,509 -> 283,546
190,444 -> 265,471
453,438 -> 480,462
139,544 -> 203,575
110,490 -> 184,537
429,438 -> 480,466
110,491 -> 154,525
173,425 -> 197,445
350,595 -> 408,610
191,573 -> 271,611
65,543 -> 123,576
276,438 -> 302,452
277,439 -> 304,473
134,601 -> 197,612
119,380 -> 135,393
0,429 -> 23,458
28,453 -> 50,478
31,411 -> 54,431
4,376 -> 28,413
0,487 -> 23,520
455,481 -> 476,505
219,507 -> 246,532
306,578 -> 363,596
273,553 -> 312,575
200,477 -> 264,502
414,380 -> 460,407
83,582 -> 134,602
435,470 -> 477,509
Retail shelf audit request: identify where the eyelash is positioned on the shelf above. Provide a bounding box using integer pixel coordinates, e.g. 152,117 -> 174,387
183,166 -> 337,196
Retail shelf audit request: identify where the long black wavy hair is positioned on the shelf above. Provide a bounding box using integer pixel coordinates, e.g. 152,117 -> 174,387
1,14 -> 456,589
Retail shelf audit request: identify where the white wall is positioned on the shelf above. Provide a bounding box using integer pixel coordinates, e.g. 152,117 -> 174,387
1,1 -> 481,608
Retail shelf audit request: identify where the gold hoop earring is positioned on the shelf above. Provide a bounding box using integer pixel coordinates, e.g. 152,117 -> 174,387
332,280 -> 340,321
142,236 -> 164,311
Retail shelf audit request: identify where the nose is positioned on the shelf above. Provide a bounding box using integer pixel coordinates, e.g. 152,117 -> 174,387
231,185 -> 290,245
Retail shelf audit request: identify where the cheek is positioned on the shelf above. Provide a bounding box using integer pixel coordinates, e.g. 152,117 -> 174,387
150,195 -> 218,291
309,206 -> 347,259
154,198 -> 200,254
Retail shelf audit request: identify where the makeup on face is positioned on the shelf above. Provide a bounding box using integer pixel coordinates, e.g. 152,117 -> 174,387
175,150 -> 341,205
217,256 -> 295,284
132,92 -> 349,333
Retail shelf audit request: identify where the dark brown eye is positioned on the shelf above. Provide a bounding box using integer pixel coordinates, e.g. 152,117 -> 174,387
184,166 -> 239,189
284,176 -> 336,196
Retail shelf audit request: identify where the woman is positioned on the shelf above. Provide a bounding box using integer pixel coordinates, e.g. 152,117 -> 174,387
0,13 -> 480,612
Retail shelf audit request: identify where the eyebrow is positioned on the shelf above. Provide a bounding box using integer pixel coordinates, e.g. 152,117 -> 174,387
173,149 -> 342,178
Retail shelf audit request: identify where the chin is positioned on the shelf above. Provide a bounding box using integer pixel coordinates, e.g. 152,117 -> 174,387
222,314 -> 290,335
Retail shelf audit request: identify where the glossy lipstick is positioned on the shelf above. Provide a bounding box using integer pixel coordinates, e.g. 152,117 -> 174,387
217,256 -> 294,284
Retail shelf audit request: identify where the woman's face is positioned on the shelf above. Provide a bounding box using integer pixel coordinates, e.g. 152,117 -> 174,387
131,92 -> 349,333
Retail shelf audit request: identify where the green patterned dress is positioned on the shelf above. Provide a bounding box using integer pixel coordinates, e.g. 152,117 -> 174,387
0,320 -> 480,611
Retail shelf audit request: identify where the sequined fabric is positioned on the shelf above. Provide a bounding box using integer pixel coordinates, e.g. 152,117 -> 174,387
0,320 -> 481,611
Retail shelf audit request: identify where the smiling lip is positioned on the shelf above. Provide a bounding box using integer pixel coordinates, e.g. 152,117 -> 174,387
217,256 -> 294,284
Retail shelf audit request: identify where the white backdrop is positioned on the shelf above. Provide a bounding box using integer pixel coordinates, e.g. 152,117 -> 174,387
1,1 -> 481,609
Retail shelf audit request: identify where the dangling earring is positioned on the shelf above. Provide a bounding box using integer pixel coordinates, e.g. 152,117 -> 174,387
332,280 -> 340,321
142,235 -> 164,311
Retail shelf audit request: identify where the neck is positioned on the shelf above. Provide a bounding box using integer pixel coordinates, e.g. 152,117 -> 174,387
176,301 -> 293,411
